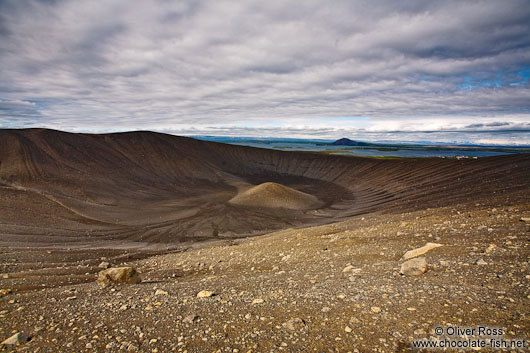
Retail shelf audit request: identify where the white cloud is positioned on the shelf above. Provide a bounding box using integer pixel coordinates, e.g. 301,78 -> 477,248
0,0 -> 529,143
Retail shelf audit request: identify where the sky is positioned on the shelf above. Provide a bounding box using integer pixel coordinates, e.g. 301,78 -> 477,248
1,0 -> 529,145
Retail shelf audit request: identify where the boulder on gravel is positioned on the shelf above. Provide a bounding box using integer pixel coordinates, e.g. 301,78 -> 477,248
97,266 -> 141,286
400,257 -> 428,276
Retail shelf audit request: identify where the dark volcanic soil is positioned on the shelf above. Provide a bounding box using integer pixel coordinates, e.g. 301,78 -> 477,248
0,129 -> 529,352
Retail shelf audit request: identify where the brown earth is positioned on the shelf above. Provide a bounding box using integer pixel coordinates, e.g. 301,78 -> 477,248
0,129 -> 529,352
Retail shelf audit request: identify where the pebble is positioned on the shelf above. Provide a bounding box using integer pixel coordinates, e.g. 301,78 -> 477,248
475,258 -> 488,265
98,261 -> 110,268
183,314 -> 198,323
485,244 -> 496,254
196,290 -> 215,298
282,318 -> 306,331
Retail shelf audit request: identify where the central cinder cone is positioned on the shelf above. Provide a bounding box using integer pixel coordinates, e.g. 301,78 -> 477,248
228,182 -> 322,210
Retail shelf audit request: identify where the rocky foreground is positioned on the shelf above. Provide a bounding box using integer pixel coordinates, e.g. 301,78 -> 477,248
1,200 -> 529,352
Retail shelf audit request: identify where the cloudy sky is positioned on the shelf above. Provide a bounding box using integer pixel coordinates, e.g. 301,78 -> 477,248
1,0 -> 529,144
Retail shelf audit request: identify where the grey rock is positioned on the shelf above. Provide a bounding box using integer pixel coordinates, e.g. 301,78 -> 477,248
282,318 -> 306,331
183,314 -> 199,323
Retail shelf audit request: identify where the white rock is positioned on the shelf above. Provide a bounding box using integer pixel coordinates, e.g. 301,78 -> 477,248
402,243 -> 443,260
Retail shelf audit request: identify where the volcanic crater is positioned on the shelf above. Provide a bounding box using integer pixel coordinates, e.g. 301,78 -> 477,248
1,128 -> 529,248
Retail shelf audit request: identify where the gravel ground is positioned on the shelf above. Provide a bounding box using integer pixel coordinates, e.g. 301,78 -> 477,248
1,198 -> 529,352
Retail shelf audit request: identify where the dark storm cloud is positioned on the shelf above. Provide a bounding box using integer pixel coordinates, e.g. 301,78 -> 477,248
0,0 -> 529,143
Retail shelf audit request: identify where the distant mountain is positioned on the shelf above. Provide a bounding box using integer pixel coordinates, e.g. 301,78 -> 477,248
331,138 -> 374,146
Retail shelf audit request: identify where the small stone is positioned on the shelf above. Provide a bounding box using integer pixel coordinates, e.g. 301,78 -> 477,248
343,265 -> 361,274
321,306 -> 331,313
252,298 -> 264,304
282,318 -> 306,331
485,244 -> 496,254
345,326 -> 352,333
98,261 -> 110,269
371,306 -> 381,313
65,296 -> 77,301
0,289 -> 12,296
342,265 -> 354,273
475,258 -> 487,265
520,217 -> 530,223
400,257 -> 428,276
196,290 -> 215,298
155,289 -> 168,296
183,314 -> 198,323
414,329 -> 426,335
